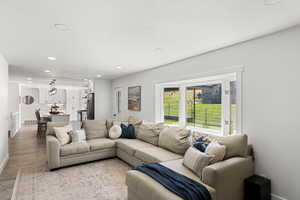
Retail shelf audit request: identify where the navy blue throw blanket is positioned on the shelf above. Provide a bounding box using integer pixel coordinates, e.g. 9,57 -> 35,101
134,163 -> 211,200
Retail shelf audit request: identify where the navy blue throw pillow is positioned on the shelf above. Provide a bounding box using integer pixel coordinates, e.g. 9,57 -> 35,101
120,124 -> 135,139
193,139 -> 208,152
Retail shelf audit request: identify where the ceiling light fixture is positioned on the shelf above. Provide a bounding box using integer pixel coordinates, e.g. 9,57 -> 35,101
49,79 -> 57,96
96,74 -> 102,78
27,77 -> 32,81
47,57 -> 56,61
264,0 -> 281,5
83,78 -> 88,81
44,70 -> 51,73
54,24 -> 70,31
116,66 -> 122,69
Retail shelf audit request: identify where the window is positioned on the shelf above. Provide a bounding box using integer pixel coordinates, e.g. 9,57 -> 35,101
156,72 -> 241,135
163,88 -> 180,125
186,84 -> 222,131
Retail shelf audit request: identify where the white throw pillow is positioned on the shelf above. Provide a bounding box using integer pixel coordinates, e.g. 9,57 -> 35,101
109,125 -> 122,139
54,125 -> 72,145
205,141 -> 226,164
183,147 -> 214,179
70,129 -> 87,143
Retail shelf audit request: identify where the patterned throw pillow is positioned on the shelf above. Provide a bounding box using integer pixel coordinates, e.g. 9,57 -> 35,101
183,147 -> 214,179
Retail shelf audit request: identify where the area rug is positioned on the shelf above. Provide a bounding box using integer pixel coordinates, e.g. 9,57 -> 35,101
13,158 -> 131,200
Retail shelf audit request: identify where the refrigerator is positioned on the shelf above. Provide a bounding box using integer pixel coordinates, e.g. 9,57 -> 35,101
87,93 -> 95,120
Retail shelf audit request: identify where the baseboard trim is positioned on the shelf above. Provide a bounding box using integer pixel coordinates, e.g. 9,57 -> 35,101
0,153 -> 9,175
272,193 -> 288,200
10,169 -> 21,200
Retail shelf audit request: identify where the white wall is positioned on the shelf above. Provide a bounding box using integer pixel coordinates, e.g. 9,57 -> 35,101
20,86 -> 39,123
113,26 -> 300,199
8,83 -> 19,115
8,82 -> 20,136
94,79 -> 112,120
0,54 -> 9,172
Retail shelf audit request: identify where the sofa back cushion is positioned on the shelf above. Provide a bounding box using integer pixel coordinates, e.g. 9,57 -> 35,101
83,120 -> 108,140
136,123 -> 164,146
192,131 -> 248,159
128,116 -> 143,126
218,135 -> 248,159
158,127 -> 191,154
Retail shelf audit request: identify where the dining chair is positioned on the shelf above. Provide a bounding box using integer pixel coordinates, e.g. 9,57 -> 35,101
35,109 -> 48,138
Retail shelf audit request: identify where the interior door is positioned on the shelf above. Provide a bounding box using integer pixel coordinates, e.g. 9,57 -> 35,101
113,88 -> 123,120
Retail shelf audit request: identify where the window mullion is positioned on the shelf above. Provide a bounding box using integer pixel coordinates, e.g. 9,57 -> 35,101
222,81 -> 230,136
179,86 -> 186,128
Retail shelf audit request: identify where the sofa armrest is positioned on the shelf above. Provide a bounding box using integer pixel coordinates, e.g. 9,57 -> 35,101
202,156 -> 254,200
46,135 -> 61,170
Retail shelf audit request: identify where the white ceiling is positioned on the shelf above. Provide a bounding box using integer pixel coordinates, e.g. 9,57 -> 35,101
1,0 -> 300,82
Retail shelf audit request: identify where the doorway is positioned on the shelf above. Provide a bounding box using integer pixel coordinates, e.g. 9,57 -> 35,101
113,87 -> 123,120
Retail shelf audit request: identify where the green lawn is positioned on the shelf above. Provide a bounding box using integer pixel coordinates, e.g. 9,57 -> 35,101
163,91 -> 222,129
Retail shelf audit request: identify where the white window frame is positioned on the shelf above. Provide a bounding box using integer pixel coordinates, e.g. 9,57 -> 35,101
155,71 -> 242,136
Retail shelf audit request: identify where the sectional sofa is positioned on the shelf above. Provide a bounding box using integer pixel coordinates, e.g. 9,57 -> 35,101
46,119 -> 254,200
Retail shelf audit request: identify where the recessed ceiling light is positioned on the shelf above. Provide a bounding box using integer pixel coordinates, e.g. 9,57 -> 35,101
83,78 -> 88,81
264,0 -> 281,5
54,24 -> 70,31
96,74 -> 102,78
44,70 -> 51,73
27,77 -> 32,81
116,66 -> 122,69
47,57 -> 56,61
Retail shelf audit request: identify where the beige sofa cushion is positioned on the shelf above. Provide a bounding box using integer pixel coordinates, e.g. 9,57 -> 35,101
116,139 -> 154,155
192,131 -> 248,159
87,138 -> 115,151
126,159 -> 216,200
161,159 -> 201,182
136,123 -> 164,146
183,147 -> 214,178
128,116 -> 143,126
218,135 -> 248,159
60,142 -> 90,156
158,127 -> 191,154
83,120 -> 108,140
134,147 -> 183,163
47,122 -> 69,136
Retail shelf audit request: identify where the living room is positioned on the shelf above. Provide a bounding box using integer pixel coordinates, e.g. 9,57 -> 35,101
0,1 -> 299,200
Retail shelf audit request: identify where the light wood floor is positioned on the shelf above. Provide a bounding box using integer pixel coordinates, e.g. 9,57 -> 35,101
0,125 -> 47,200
